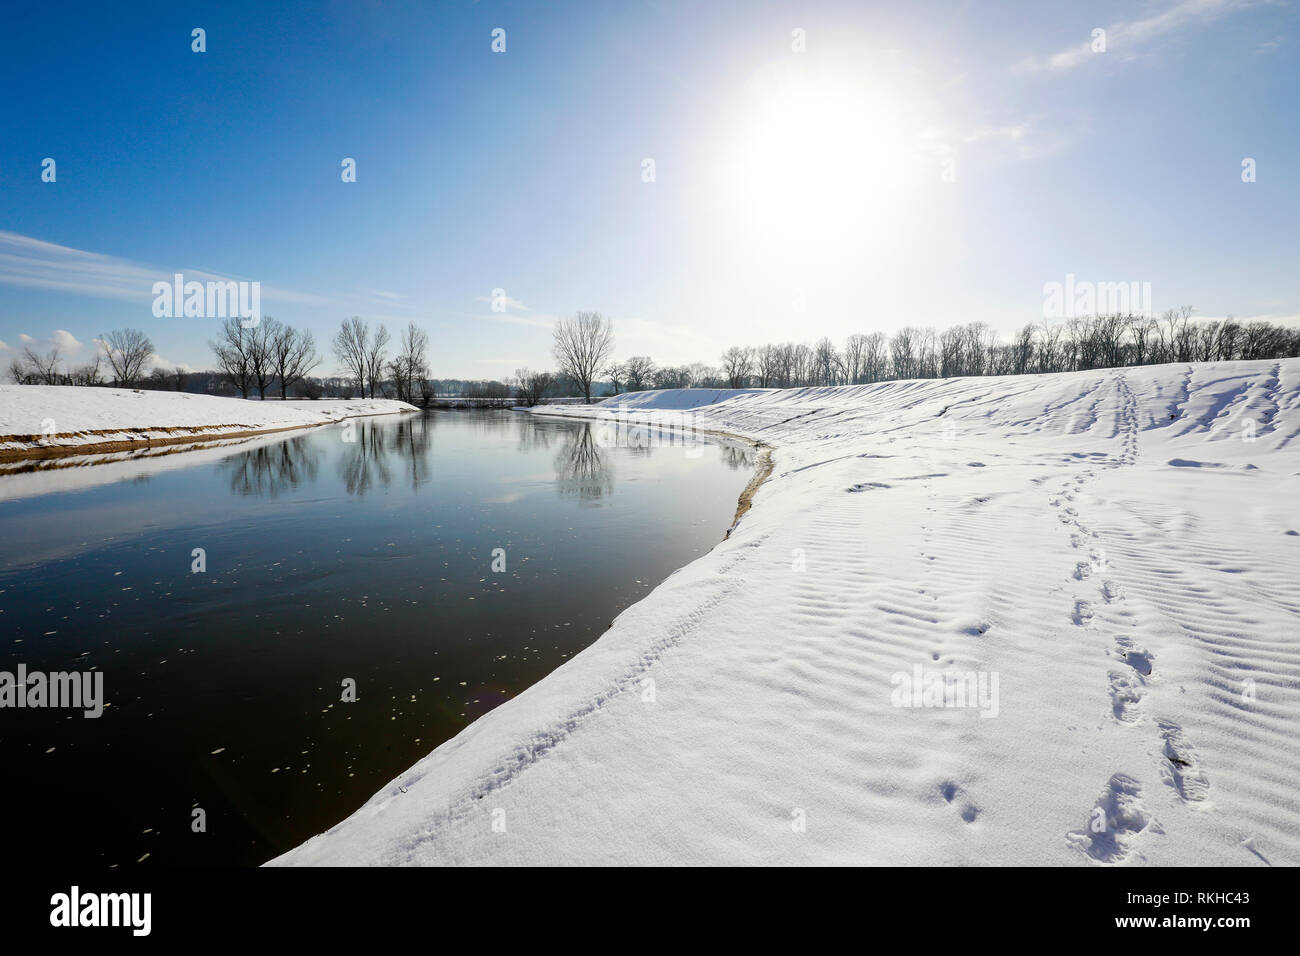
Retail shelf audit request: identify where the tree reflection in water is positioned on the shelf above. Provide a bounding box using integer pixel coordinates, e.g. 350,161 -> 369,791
392,414 -> 434,489
338,419 -> 394,496
513,413 -> 558,454
222,435 -> 320,496
217,412 -> 747,502
553,421 -> 613,501
720,444 -> 755,471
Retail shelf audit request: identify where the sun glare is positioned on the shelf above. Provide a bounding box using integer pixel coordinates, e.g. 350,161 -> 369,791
721,69 -> 910,260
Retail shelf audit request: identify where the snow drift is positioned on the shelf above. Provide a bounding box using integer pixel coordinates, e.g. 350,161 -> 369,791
597,387 -> 767,411
0,385 -> 416,457
274,359 -> 1300,866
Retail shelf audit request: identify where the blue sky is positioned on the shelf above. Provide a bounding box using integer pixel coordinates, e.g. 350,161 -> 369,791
1,0 -> 1297,379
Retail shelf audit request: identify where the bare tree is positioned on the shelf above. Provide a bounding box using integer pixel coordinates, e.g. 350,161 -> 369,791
102,328 -> 155,386
389,322 -> 429,404
721,346 -> 754,387
623,355 -> 656,391
210,317 -> 256,398
333,317 -> 370,397
8,357 -> 32,384
812,338 -> 841,385
22,345 -> 62,384
71,351 -> 104,386
604,361 -> 626,395
842,334 -> 866,385
514,367 -> 555,407
656,365 -> 693,389
890,327 -> 918,379
861,332 -> 889,383
552,311 -> 614,403
269,321 -> 321,399
247,318 -> 275,399
365,324 -> 391,398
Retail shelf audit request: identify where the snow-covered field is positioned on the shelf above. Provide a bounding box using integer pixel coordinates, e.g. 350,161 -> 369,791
0,385 -> 416,456
271,359 -> 1299,865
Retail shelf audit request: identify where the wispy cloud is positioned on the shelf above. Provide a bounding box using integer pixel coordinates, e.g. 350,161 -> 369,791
1017,0 -> 1258,72
474,292 -> 533,312
0,230 -> 403,315
916,112 -> 1091,163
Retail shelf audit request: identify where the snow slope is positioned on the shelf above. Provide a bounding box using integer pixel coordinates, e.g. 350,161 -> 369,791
0,385 -> 416,455
598,387 -> 767,410
273,360 -> 1300,866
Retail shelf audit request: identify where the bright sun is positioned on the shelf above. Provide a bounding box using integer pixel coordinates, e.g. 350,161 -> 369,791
721,68 -> 909,258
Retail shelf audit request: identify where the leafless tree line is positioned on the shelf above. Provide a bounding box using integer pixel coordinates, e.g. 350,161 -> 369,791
16,307 -> 1297,402
512,368 -> 556,407
329,317 -> 433,403
211,316 -> 321,399
8,328 -> 158,387
608,308 -> 1300,392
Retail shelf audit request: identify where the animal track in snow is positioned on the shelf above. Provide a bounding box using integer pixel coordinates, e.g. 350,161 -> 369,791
938,781 -> 979,824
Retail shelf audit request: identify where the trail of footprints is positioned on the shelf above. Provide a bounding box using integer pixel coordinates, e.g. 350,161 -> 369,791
1054,376 -> 1209,862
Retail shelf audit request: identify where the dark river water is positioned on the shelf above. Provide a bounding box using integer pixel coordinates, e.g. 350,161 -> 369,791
0,409 -> 753,866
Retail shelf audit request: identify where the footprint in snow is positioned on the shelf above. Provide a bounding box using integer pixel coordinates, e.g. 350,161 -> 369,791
1071,600 -> 1094,626
1068,774 -> 1157,864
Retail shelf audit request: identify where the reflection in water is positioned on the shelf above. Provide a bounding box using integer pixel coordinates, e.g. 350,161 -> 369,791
514,414 -> 558,454
392,414 -> 434,489
721,445 -> 755,471
222,436 -> 320,496
213,412 -> 749,502
339,419 -> 394,496
554,422 -> 613,501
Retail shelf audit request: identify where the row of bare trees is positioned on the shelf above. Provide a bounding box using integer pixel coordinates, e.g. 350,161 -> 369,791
330,317 -> 432,403
16,306 -> 1296,401
512,368 -> 556,406
707,309 -> 1300,389
8,329 -> 157,387
210,317 -> 321,399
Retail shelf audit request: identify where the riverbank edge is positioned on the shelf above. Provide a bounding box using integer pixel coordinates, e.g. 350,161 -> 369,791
0,407 -> 417,463
523,402 -> 776,538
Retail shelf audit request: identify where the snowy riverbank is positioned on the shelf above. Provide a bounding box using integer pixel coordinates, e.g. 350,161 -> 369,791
0,386 -> 417,459
274,360 -> 1300,866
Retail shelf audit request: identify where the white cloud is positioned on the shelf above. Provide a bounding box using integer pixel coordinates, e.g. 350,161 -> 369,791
917,113 -> 1091,163
148,353 -> 196,373
1018,0 -> 1257,72
12,329 -> 85,356
51,329 -> 83,353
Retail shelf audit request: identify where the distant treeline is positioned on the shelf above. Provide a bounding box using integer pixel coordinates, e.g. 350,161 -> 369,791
606,308 -> 1300,392
12,308 -> 1298,400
